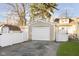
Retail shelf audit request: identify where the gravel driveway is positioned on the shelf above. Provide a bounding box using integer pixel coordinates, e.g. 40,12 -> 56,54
0,40 -> 60,56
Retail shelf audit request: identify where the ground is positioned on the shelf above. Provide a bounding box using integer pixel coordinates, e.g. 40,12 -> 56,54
57,41 -> 79,56
0,40 -> 60,56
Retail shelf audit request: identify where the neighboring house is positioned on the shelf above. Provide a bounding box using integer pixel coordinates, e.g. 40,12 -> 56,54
59,18 -> 69,24
54,18 -> 77,35
0,24 -> 21,33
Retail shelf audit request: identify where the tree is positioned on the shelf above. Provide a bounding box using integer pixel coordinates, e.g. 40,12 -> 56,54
7,3 -> 27,26
30,3 -> 58,22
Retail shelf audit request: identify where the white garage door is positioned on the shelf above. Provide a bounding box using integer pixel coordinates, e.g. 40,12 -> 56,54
32,27 -> 50,40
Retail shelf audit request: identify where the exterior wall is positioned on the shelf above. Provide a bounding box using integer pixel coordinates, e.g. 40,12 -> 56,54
76,23 -> 79,39
2,27 -> 9,33
59,18 -> 69,24
68,25 -> 77,34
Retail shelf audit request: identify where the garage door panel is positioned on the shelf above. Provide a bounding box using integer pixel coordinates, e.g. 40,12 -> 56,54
32,27 -> 50,40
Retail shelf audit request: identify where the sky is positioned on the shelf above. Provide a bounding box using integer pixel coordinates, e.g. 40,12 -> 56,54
55,3 -> 79,18
0,3 -> 79,21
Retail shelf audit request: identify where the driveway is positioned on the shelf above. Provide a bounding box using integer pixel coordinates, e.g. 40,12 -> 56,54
0,40 -> 60,56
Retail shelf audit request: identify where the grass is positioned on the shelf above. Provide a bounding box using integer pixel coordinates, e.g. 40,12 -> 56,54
57,41 -> 79,56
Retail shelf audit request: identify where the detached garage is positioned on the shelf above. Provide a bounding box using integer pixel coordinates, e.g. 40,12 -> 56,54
0,24 -> 21,33
29,20 -> 55,41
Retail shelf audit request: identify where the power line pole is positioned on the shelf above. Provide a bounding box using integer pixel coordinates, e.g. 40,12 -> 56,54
59,9 -> 70,18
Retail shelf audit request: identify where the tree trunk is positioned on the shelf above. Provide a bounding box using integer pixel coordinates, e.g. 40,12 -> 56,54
18,17 -> 26,26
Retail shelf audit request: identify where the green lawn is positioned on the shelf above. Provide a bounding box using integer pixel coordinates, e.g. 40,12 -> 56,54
57,41 -> 79,56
